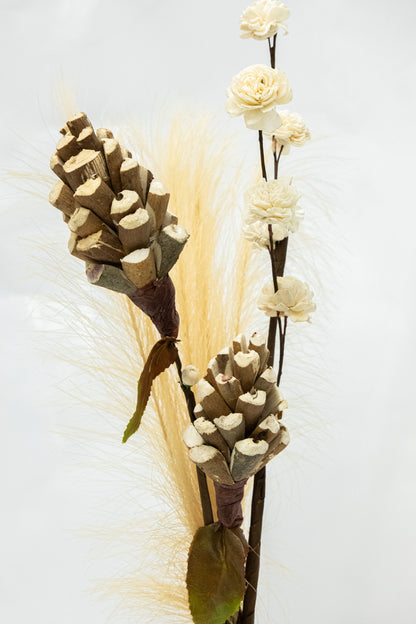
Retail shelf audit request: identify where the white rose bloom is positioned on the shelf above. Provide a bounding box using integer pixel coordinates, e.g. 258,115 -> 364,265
240,0 -> 290,40
243,177 -> 302,237
226,64 -> 292,131
266,110 -> 311,154
258,277 -> 316,322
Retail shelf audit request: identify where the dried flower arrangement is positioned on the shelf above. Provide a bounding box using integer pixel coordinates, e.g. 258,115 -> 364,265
45,1 -> 317,623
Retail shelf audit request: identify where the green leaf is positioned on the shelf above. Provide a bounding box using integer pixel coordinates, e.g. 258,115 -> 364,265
187,524 -> 247,624
122,337 -> 179,443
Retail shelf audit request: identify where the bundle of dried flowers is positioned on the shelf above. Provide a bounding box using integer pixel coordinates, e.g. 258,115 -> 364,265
218,2 -> 315,622
42,2 -> 319,623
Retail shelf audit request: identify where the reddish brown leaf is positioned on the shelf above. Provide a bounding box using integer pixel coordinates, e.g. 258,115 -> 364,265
122,337 -> 179,443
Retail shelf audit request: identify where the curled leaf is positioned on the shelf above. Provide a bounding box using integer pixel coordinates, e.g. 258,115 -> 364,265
187,523 -> 247,624
122,337 -> 179,443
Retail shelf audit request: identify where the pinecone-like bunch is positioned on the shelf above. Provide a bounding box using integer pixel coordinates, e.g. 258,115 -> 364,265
184,333 -> 289,485
48,112 -> 189,336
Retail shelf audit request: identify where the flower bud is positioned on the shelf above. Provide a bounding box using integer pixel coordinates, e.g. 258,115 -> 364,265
181,365 -> 200,387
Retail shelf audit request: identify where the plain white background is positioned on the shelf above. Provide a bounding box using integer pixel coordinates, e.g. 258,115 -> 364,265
1,0 -> 416,622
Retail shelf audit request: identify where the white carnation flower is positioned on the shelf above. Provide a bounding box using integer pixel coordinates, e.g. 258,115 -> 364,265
245,177 -> 301,221
266,110 -> 311,154
258,277 -> 316,322
243,178 -> 302,246
226,64 -> 292,132
240,0 -> 290,40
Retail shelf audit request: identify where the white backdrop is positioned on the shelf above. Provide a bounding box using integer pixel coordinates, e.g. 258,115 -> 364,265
1,1 -> 416,622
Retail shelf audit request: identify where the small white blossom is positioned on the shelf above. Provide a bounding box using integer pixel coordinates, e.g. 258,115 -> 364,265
243,220 -> 288,248
243,178 -> 302,246
258,277 -> 316,322
226,64 -> 292,132
240,0 -> 290,40
266,110 -> 311,154
181,365 -> 200,387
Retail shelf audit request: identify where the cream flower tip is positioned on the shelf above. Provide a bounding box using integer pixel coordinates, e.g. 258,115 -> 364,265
265,110 -> 311,153
243,177 -> 303,248
258,277 -> 316,322
226,65 -> 292,127
240,0 -> 290,40
181,365 -> 200,387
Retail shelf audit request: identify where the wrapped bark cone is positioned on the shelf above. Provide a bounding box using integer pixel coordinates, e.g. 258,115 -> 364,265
128,274 -> 180,338
48,112 -> 189,338
183,333 -> 290,529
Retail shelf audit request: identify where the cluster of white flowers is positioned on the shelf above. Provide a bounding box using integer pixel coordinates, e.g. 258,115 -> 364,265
258,277 -> 316,322
265,110 -> 311,154
240,0 -> 290,40
225,64 -> 292,132
243,178 -> 302,246
231,1 -> 316,324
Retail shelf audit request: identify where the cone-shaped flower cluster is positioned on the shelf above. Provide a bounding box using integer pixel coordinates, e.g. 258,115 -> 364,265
48,112 -> 189,337
183,333 -> 289,485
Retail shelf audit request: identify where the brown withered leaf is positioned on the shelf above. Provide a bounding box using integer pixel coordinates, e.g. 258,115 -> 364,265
186,523 -> 246,624
122,337 -> 179,443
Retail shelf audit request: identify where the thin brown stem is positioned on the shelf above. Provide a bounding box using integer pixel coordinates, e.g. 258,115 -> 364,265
266,226 -> 279,368
195,467 -> 214,526
241,235 -> 289,623
277,315 -> 287,386
241,33 -> 288,622
175,358 -> 213,526
270,236 -> 288,278
274,144 -> 284,179
267,316 -> 278,368
239,466 -> 266,624
268,34 -> 277,68
258,131 -> 267,181
268,225 -> 278,291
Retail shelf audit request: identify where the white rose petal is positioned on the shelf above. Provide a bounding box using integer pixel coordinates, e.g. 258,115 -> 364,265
226,64 -> 293,129
244,108 -> 282,132
258,277 -> 316,322
240,0 -> 290,40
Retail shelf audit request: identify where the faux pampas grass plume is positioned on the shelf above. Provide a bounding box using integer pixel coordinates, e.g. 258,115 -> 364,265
124,113 -> 259,359
103,115 -> 261,621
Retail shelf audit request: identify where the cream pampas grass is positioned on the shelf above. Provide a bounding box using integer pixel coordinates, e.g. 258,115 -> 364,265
103,116 -> 261,621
